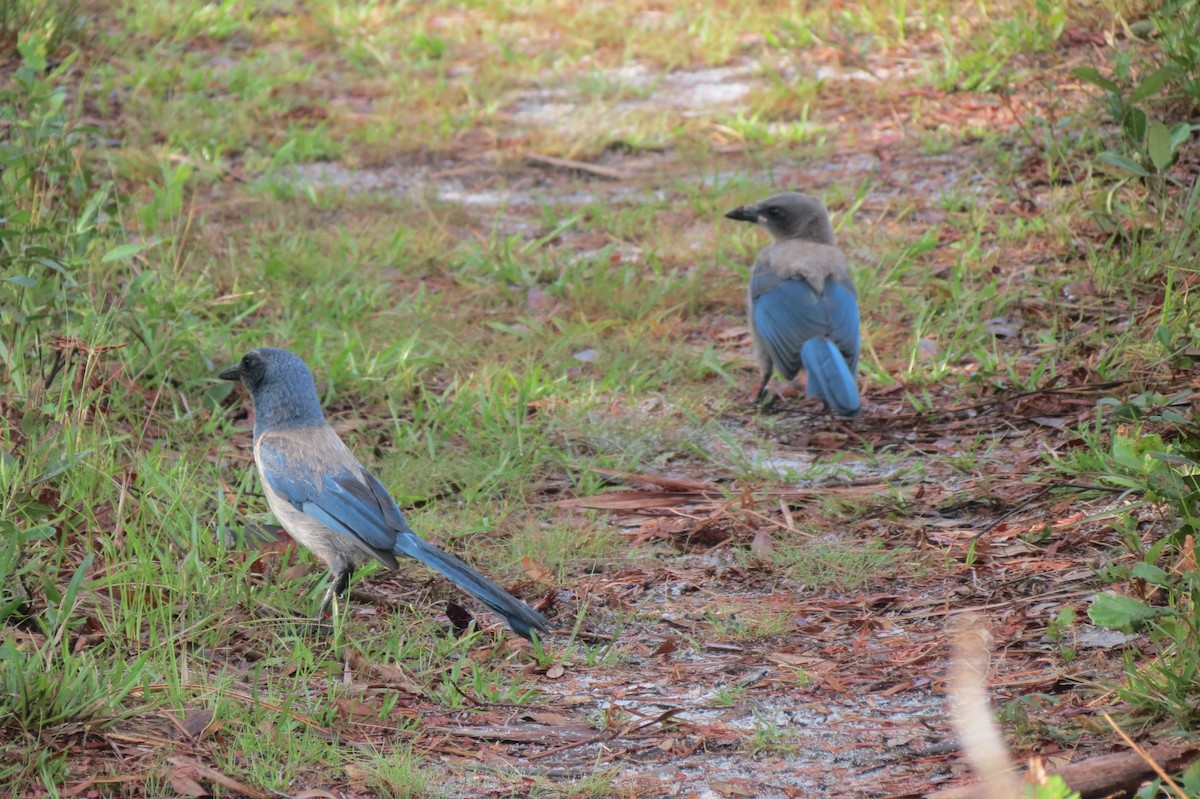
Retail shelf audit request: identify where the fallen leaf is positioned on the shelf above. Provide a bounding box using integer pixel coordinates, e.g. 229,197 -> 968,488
167,758 -> 271,799
177,708 -> 216,741
710,777 -> 758,797
281,562 -> 309,582
751,528 -> 774,557
1030,416 -> 1071,429
523,711 -> 570,724
766,652 -> 822,669
334,697 -> 379,721
653,635 -> 677,657
281,104 -> 330,122
167,769 -> 209,798
809,431 -> 849,450
986,317 -> 1020,338
344,763 -> 371,789
521,555 -> 554,583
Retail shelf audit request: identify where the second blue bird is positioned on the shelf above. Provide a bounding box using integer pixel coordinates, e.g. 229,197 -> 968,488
725,192 -> 861,416
220,347 -> 550,640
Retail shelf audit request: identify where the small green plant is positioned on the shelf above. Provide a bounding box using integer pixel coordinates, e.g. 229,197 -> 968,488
1089,558 -> 1200,726
0,31 -> 110,328
709,683 -> 748,708
1,615 -> 150,749
1073,1 -> 1200,182
1073,64 -> 1196,179
1148,0 -> 1200,108
350,748 -> 429,799
0,0 -> 84,54
1134,758 -> 1200,799
1091,398 -> 1200,542
769,538 -> 913,591
431,655 -> 541,708
1063,396 -> 1200,727
557,769 -> 622,798
995,693 -> 1062,743
1045,606 -> 1078,664
746,713 -> 799,755
705,608 -> 792,642
1024,775 -> 1080,799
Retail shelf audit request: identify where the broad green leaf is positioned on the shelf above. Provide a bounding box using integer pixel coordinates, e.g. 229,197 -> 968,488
1112,436 -> 1144,470
1130,561 -> 1170,587
1181,753 -> 1200,792
1071,67 -> 1119,93
1088,592 -> 1157,630
76,183 -> 112,234
1148,450 -> 1200,469
1123,107 -> 1147,143
1130,66 -> 1179,103
1169,122 -> 1195,150
1146,121 -> 1173,172
1098,151 -> 1149,177
101,241 -> 149,263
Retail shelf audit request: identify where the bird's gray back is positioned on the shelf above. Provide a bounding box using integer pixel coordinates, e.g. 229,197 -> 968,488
752,239 -> 855,297
254,422 -> 361,481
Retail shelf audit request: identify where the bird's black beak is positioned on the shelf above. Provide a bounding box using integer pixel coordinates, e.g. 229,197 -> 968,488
218,363 -> 243,382
724,205 -> 759,223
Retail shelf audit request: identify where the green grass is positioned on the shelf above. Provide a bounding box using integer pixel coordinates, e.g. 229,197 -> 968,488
5,0 -> 1200,794
766,537 -> 917,591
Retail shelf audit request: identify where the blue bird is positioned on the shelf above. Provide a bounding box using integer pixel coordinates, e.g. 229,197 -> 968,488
725,192 -> 861,416
219,347 -> 550,640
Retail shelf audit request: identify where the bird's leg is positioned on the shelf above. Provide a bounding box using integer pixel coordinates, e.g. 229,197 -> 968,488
313,569 -> 352,622
755,372 -> 781,408
753,369 -> 772,400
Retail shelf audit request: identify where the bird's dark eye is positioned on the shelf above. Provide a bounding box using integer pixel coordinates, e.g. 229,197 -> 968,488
765,207 -> 782,218
242,355 -> 253,368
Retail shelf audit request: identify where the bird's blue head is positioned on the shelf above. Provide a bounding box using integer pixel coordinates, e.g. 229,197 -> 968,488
219,347 -> 325,433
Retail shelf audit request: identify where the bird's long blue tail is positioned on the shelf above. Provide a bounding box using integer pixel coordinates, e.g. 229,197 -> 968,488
395,534 -> 550,640
801,338 -> 860,416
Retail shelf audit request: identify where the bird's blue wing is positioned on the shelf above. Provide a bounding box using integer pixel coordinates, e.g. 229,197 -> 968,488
257,428 -> 550,639
825,278 -> 860,372
752,273 -> 848,379
257,432 -> 411,555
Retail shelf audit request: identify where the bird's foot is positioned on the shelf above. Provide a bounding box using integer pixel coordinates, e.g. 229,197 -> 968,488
777,378 -> 804,399
753,388 -> 779,409
754,380 -> 801,409
308,612 -> 335,635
